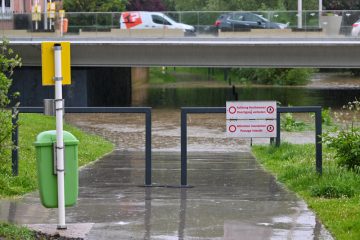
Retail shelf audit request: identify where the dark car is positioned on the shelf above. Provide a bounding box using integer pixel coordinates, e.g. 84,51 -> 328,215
215,12 -> 288,31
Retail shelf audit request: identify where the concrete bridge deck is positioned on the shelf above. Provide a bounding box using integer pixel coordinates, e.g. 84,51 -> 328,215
8,37 -> 360,68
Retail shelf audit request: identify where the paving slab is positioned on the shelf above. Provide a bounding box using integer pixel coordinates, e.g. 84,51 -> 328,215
25,223 -> 94,239
0,151 -> 332,239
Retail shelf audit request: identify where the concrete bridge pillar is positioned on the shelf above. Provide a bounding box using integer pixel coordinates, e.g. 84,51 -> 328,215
131,67 -> 149,106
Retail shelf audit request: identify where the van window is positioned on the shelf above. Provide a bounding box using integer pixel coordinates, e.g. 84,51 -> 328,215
152,15 -> 171,25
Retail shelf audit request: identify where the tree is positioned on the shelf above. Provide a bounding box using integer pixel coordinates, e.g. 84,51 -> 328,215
0,40 -> 21,154
324,0 -> 360,10
126,0 -> 166,11
162,0 -> 176,11
63,0 -> 127,12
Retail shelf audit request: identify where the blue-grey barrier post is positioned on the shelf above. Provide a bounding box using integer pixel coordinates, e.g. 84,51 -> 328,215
145,109 -> 152,186
11,108 -> 19,176
12,107 -> 153,185
181,109 -> 187,186
276,111 -> 281,147
181,107 -> 226,187
315,108 -> 322,174
276,106 -> 322,174
181,106 -> 323,186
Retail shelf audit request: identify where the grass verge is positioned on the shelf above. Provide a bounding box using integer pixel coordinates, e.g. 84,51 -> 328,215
252,143 -> 360,240
0,222 -> 35,240
0,113 -> 114,197
0,113 -> 114,239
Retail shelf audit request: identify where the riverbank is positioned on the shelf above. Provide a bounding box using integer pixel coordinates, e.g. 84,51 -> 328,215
150,71 -> 360,90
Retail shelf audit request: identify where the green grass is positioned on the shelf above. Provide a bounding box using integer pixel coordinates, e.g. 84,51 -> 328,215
252,143 -> 360,240
0,113 -> 114,239
0,222 -> 35,240
149,67 -> 226,84
149,67 -> 176,84
0,113 -> 114,197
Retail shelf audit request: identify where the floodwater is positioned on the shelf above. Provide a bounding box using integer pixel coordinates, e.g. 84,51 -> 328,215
139,72 -> 360,109
4,72 -> 352,239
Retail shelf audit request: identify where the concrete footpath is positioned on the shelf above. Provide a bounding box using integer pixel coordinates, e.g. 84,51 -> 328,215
0,150 -> 332,239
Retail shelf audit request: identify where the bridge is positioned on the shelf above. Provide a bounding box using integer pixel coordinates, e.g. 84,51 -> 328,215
4,10 -> 360,107
9,38 -> 360,68
2,10 -> 360,68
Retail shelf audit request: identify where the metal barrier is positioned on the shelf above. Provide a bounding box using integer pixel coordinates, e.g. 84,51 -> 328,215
11,107 -> 153,186
180,106 -> 322,186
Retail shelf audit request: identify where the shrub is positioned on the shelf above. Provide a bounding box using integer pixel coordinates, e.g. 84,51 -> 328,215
281,112 -> 306,131
310,183 -> 354,198
310,184 -> 354,198
0,40 -> 21,155
323,100 -> 360,170
322,107 -> 333,126
233,68 -> 314,85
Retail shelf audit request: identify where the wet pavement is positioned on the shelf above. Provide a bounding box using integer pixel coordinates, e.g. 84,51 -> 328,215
0,151 -> 332,239
0,110 -> 332,239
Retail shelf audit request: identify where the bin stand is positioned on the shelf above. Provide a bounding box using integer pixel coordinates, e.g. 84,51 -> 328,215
54,43 -> 66,230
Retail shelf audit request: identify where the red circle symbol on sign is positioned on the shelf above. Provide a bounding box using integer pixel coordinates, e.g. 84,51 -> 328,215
267,106 -> 274,114
229,125 -> 237,132
229,106 -> 236,114
267,125 -> 274,132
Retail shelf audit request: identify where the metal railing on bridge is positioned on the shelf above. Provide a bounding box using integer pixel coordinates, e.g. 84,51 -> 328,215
1,10 -> 360,39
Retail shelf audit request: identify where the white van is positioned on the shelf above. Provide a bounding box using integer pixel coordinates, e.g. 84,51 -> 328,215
120,11 -> 195,34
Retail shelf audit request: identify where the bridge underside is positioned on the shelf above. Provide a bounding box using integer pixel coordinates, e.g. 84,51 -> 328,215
9,39 -> 360,68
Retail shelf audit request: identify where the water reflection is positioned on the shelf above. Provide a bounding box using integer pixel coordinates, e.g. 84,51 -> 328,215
141,86 -> 360,109
144,188 -> 188,240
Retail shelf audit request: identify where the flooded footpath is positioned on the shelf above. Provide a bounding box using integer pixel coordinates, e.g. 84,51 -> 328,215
2,72 -> 350,239
0,109 -> 333,239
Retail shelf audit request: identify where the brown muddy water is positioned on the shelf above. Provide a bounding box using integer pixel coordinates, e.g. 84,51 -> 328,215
65,109 -> 317,151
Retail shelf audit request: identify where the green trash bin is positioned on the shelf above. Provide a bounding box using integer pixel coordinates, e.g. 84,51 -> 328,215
34,130 -> 79,208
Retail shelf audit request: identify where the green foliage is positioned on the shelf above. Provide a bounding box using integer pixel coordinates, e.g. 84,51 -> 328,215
310,182 -> 354,198
322,108 -> 333,126
0,113 -> 113,197
149,67 -> 176,84
310,107 -> 333,126
0,40 -> 21,156
280,68 -> 313,85
252,143 -> 360,239
323,100 -> 360,170
281,112 -> 306,131
0,222 -> 35,240
324,127 -> 360,170
232,68 -> 314,86
63,0 -> 127,12
324,0 -> 360,10
172,0 -> 318,11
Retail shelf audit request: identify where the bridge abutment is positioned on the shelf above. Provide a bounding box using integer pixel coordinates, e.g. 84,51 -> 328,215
10,67 -> 132,107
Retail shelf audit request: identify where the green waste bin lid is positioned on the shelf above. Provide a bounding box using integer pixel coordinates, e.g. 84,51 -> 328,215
34,130 -> 79,147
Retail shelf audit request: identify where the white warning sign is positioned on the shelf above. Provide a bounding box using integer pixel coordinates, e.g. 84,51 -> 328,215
226,120 -> 277,138
226,101 -> 277,120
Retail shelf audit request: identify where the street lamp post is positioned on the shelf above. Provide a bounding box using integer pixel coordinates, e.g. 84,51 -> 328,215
298,0 -> 302,28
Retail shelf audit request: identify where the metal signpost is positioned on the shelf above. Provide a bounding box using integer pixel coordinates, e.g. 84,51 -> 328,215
54,43 -> 66,229
41,42 -> 71,230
